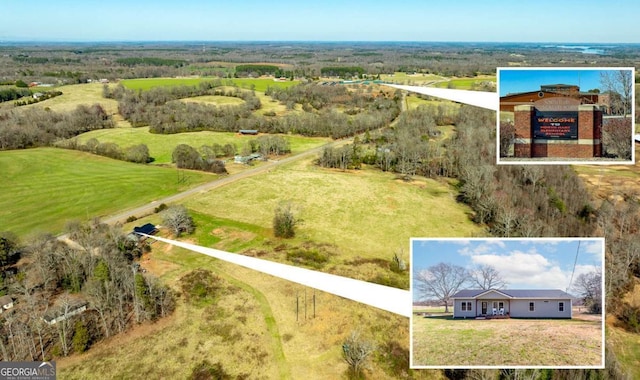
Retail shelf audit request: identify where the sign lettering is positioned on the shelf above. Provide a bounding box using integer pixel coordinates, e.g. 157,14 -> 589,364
533,111 -> 578,139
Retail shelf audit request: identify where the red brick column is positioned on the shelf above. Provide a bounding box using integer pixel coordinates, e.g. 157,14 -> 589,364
577,105 -> 602,157
514,105 -> 533,158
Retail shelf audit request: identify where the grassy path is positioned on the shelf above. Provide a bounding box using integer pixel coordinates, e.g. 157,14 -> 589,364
213,267 -> 291,379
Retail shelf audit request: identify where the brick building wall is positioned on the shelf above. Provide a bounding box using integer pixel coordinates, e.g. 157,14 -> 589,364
512,104 -> 602,159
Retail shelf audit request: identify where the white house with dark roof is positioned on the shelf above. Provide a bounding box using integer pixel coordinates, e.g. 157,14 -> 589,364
451,289 -> 573,319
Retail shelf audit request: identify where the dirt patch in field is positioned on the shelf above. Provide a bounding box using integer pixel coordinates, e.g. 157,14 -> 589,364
140,252 -> 181,278
576,146 -> 640,201
210,227 -> 256,242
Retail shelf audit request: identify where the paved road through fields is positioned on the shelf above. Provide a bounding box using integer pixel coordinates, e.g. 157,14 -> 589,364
101,141 -> 336,225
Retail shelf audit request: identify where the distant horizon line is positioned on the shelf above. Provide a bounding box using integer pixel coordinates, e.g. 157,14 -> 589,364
1,39 -> 638,45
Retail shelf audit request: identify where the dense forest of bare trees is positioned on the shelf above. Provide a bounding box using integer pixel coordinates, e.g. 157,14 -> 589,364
0,104 -> 114,150
110,82 -> 401,139
2,42 -> 638,87
0,221 -> 174,361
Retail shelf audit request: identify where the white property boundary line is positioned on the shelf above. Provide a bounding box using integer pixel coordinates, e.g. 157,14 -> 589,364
141,234 -> 411,317
385,84 -> 498,111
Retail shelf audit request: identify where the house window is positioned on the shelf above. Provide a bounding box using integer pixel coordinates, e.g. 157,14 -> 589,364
461,302 -> 472,311
529,302 -> 535,311
498,302 -> 504,309
559,302 -> 564,312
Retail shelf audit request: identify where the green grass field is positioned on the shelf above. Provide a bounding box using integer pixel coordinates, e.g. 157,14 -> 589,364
120,77 -> 299,92
183,156 -> 485,261
380,72 -> 445,85
412,316 -> 602,367
19,83 -> 120,115
0,148 -> 215,238
74,127 -> 330,164
434,76 -> 496,90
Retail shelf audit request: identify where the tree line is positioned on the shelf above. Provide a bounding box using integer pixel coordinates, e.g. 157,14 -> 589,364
171,135 -> 291,173
13,90 -> 63,107
115,57 -> 187,67
234,64 -> 293,79
0,221 -> 175,361
0,104 -> 114,150
320,66 -> 365,79
56,137 -> 153,164
112,82 -> 401,139
0,87 -> 32,102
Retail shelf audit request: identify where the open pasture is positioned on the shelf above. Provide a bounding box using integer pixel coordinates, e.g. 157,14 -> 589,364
75,127 -> 330,164
380,72 -> 446,85
412,316 -> 602,367
18,83 -> 119,115
184,156 -> 485,262
434,75 -> 496,90
179,94 -> 245,106
0,148 -> 214,237
120,77 -> 299,92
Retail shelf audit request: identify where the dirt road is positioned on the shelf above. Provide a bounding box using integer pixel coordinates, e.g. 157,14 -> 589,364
101,142 -> 333,225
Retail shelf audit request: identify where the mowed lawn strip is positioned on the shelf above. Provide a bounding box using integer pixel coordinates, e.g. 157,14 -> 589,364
0,148 -> 215,237
75,127 -> 330,164
412,317 -> 602,367
120,77 -> 299,92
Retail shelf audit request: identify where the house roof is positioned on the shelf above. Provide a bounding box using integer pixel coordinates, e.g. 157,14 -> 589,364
0,295 -> 13,305
133,223 -> 158,235
452,289 -> 573,299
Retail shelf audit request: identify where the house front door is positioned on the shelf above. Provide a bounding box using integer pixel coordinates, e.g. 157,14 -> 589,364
481,302 -> 487,315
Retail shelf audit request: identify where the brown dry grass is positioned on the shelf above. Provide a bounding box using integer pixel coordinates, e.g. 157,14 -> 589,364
412,316 -> 603,367
575,145 -> 640,201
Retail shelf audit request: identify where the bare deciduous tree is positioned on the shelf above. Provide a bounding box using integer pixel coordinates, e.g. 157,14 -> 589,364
469,264 -> 508,290
342,330 -> 375,378
572,268 -> 602,314
600,70 -> 633,117
415,262 -> 469,312
162,205 -> 195,237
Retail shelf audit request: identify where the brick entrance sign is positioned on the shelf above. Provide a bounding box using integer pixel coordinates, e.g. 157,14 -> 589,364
513,98 -> 602,158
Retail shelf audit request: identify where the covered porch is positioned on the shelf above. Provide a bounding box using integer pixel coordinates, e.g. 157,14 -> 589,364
475,299 -> 510,317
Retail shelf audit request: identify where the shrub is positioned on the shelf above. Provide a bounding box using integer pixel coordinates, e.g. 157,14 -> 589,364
273,201 -> 301,239
189,360 -> 231,380
286,248 -> 329,269
342,330 -> 375,379
180,269 -> 222,306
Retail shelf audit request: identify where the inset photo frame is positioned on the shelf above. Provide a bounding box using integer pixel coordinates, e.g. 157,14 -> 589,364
410,237 -> 605,369
497,67 -> 635,165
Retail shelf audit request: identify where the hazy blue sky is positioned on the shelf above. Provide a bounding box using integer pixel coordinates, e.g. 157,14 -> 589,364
1,0 -> 638,42
411,239 -> 603,301
499,69 -> 611,96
